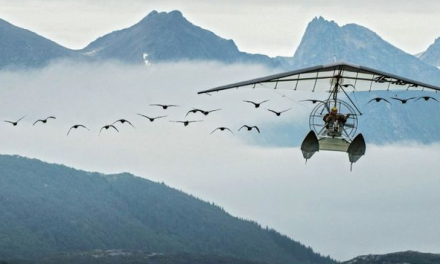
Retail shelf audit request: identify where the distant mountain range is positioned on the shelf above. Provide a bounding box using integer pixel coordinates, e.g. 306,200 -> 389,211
1,10 -> 439,82
0,155 -> 334,264
342,251 -> 440,264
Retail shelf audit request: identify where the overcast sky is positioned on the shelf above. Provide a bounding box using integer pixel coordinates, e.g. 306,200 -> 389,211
0,61 -> 439,260
1,0 -> 440,261
0,0 -> 440,56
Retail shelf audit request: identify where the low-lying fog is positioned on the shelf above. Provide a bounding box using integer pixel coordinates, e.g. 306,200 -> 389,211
0,61 -> 439,261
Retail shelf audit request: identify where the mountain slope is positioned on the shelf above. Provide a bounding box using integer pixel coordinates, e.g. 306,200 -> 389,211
80,10 -> 280,68
292,17 -> 440,86
0,155 -> 334,264
0,18 -> 78,69
420,38 -> 440,68
342,251 -> 440,264
8,251 -> 266,264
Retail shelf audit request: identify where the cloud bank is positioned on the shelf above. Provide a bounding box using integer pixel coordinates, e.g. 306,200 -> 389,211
0,61 -> 439,260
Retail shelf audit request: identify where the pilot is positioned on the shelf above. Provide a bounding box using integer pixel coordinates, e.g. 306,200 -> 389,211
323,106 -> 350,129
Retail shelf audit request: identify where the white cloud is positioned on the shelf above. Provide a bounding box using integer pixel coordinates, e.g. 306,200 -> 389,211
0,61 -> 440,261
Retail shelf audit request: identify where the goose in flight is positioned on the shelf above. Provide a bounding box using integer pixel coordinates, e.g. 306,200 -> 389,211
266,108 -> 291,116
170,120 -> 202,127
137,114 -> 167,122
186,109 -> 204,117
415,96 -> 439,102
150,104 -> 179,110
33,116 -> 56,126
99,125 -> 119,135
391,97 -> 416,104
239,125 -> 260,133
367,97 -> 391,104
202,108 -> 221,116
4,115 -> 26,126
186,108 -> 221,116
112,119 -> 135,128
301,99 -> 325,104
67,125 -> 89,136
211,127 -> 233,134
243,100 -> 270,108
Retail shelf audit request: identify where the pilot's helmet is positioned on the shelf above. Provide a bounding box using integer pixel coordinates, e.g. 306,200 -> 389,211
331,106 -> 338,114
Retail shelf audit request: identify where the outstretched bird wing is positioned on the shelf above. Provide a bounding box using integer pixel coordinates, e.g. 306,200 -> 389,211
253,126 -> 261,133
67,127 -> 75,136
210,128 -> 220,134
137,113 -> 151,119
124,120 -> 135,128
207,108 -> 221,113
33,120 -> 43,126
16,115 -> 26,122
243,100 -> 257,105
266,109 -> 278,115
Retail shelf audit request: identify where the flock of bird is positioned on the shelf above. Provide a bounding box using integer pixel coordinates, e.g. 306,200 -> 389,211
2,101 -> 294,136
4,95 -> 436,137
300,95 -> 439,105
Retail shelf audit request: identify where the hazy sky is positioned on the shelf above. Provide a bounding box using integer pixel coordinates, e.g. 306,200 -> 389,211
0,61 -> 439,260
0,0 -> 440,56
1,0 -> 440,261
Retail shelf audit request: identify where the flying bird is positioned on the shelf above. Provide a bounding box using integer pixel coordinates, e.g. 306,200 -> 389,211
211,127 -> 233,134
243,100 -> 270,108
239,125 -> 260,133
186,109 -> 204,117
301,99 -> 325,104
415,96 -> 439,102
33,116 -> 56,126
137,114 -> 167,122
170,120 -> 203,127
186,108 -> 221,116
67,125 -> 89,136
150,104 -> 179,110
367,97 -> 391,104
202,108 -> 221,116
266,108 -> 291,116
4,115 -> 26,126
112,119 -> 135,128
99,125 -> 119,135
391,97 -> 416,104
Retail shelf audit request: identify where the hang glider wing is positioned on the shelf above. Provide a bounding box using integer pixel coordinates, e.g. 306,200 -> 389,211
198,61 -> 440,94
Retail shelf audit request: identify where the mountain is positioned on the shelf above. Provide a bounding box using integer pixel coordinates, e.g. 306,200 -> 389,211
420,38 -> 440,68
80,10 -> 281,68
292,17 -> 440,86
342,251 -> 440,264
0,155 -> 334,264
0,18 -> 78,69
